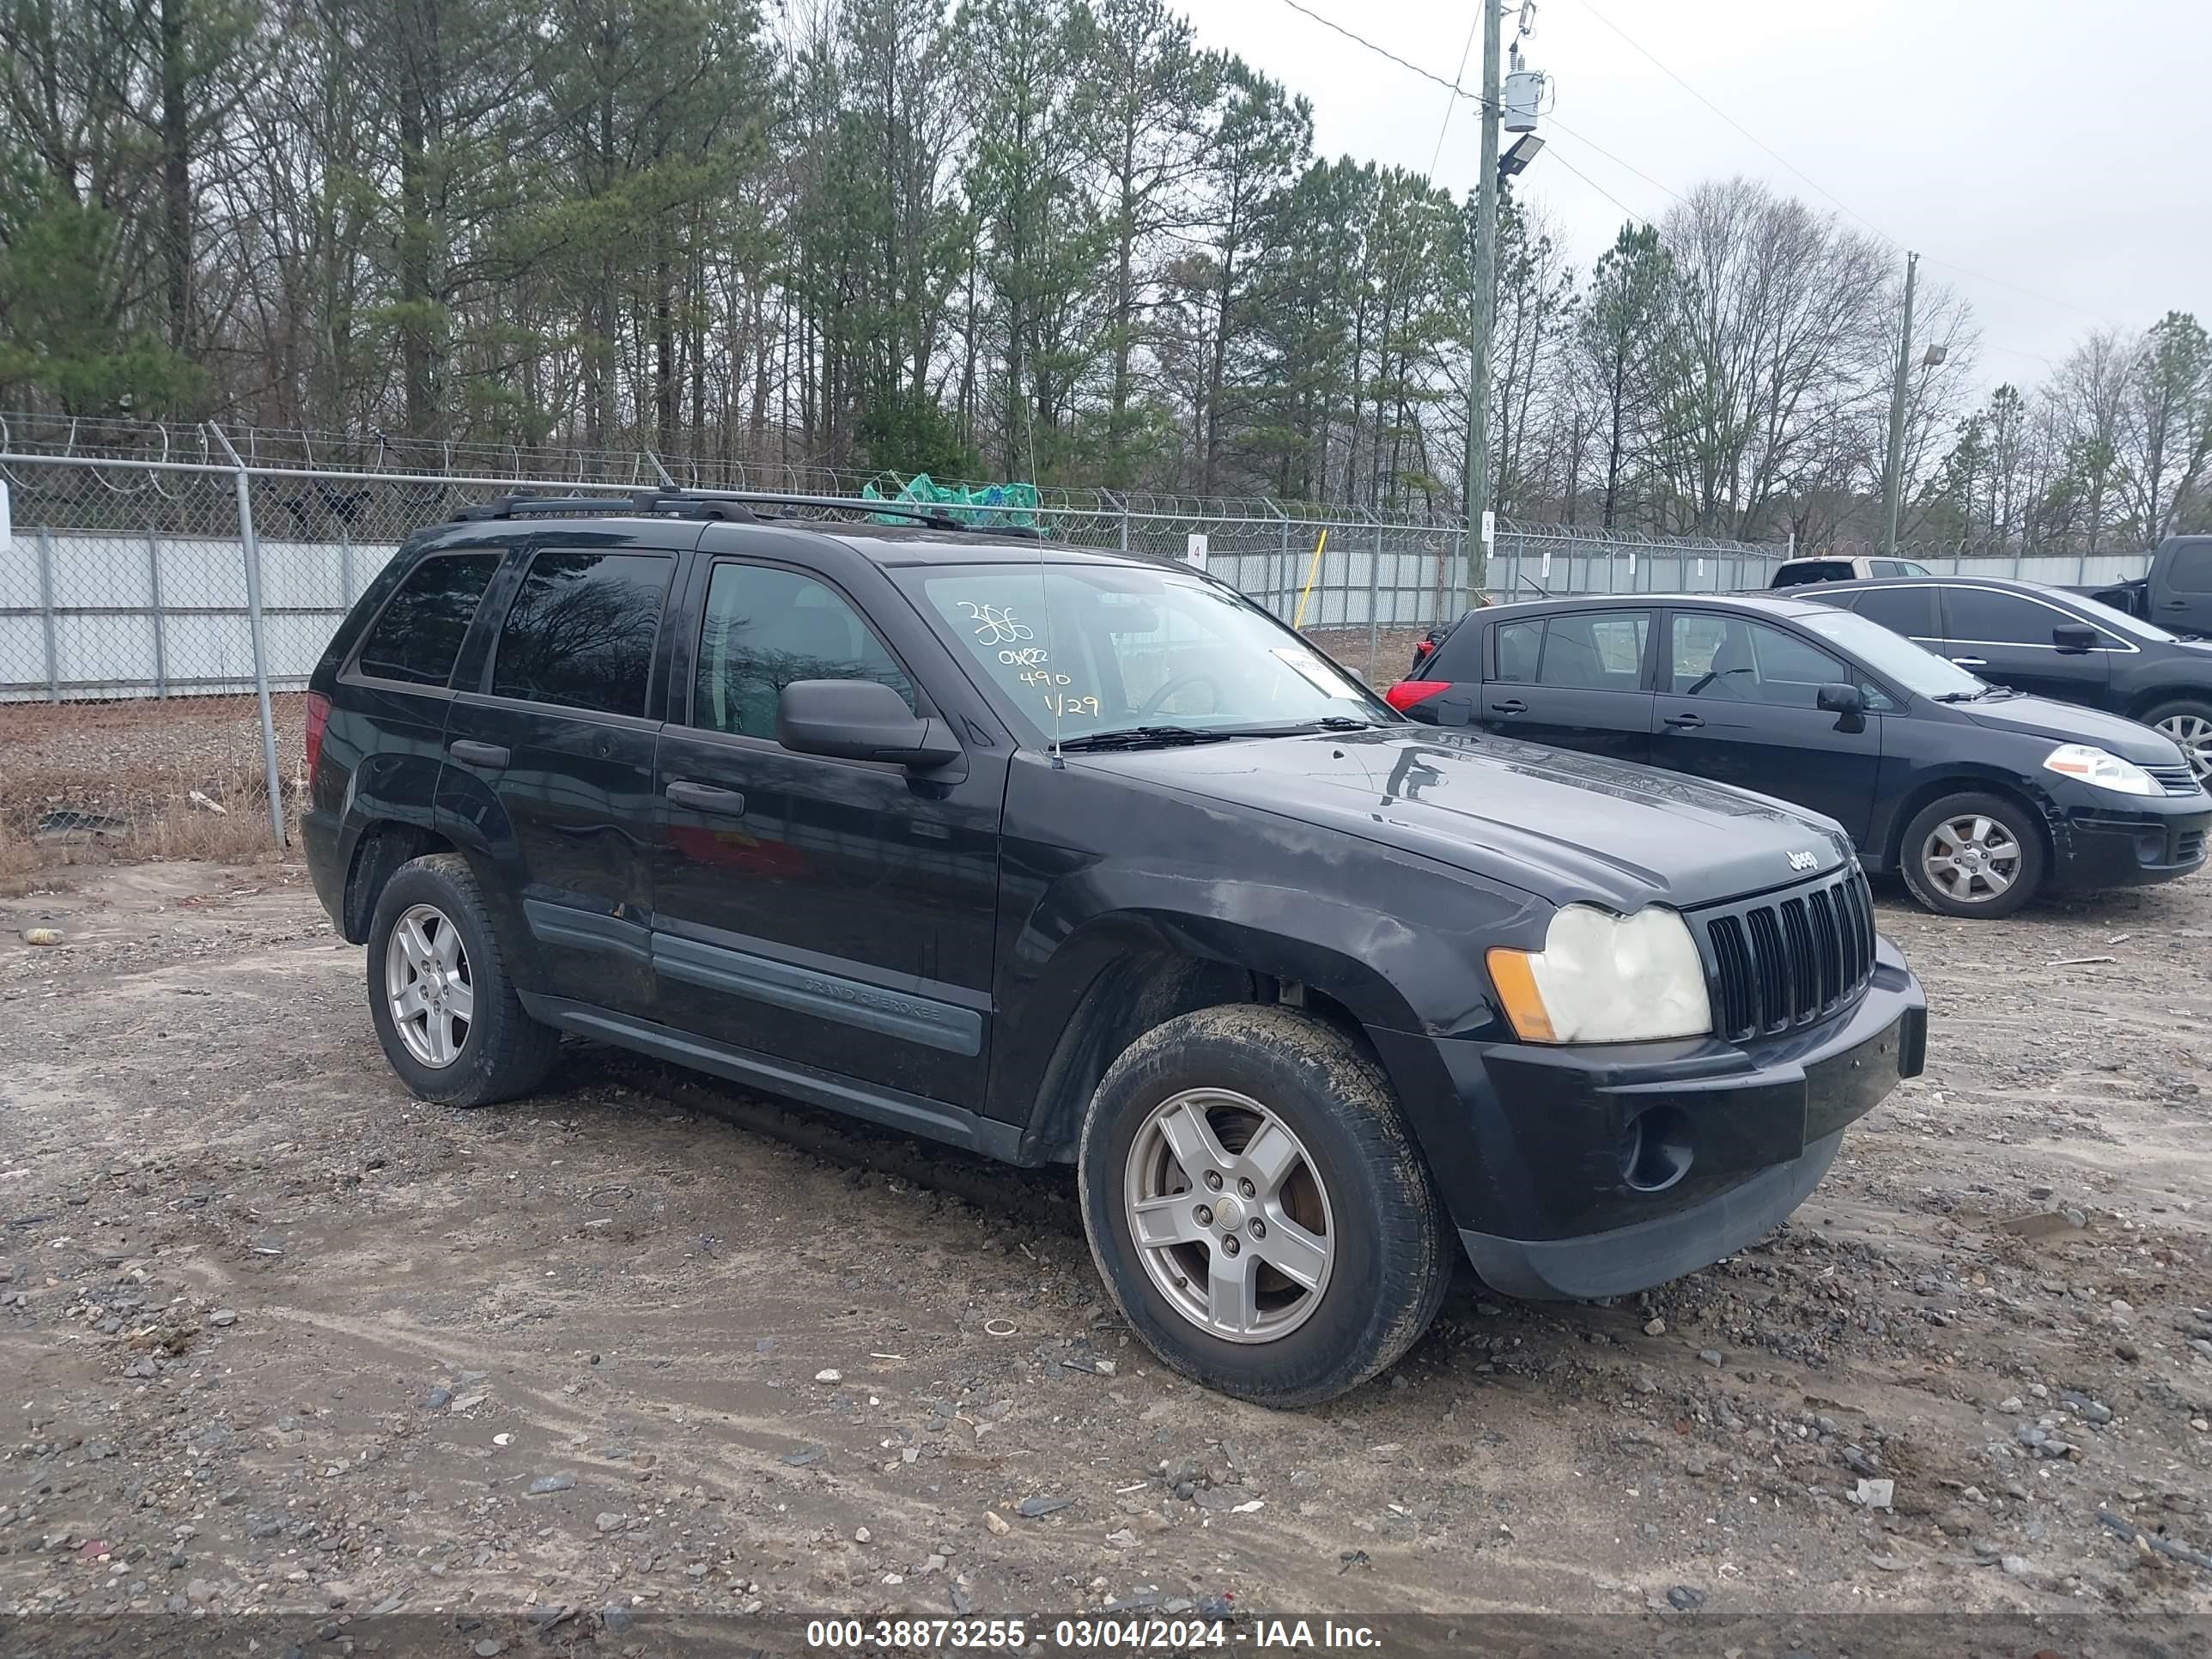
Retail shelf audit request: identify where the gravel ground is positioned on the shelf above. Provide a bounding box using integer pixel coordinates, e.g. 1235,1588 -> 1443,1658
2,860 -> 2210,1646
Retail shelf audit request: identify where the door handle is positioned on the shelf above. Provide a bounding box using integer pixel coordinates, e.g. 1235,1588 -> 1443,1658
665,780 -> 747,817
2160,599 -> 2187,609
1662,714 -> 1705,730
1948,656 -> 1989,669
447,739 -> 509,769
1488,699 -> 1528,715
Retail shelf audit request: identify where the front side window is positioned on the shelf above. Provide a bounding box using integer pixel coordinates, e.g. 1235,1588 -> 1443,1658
1670,614 -> 1850,708
1534,611 -> 1650,690
2169,541 -> 2212,594
355,552 -> 501,686
902,563 -> 1389,742
490,549 -> 673,715
693,562 -> 914,738
1942,586 -> 2071,647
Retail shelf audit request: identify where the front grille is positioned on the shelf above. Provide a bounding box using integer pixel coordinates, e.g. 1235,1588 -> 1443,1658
1697,869 -> 1876,1042
2145,763 -> 2203,797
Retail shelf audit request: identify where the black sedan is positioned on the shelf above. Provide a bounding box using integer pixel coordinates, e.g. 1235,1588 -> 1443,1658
1386,592 -> 2210,918
1795,575 -> 2212,781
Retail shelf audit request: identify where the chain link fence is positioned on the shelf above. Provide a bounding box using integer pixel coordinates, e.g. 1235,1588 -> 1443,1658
0,432 -> 1794,870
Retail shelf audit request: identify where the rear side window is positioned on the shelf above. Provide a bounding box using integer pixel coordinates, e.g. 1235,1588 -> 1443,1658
693,562 -> 914,738
355,552 -> 501,686
1492,619 -> 1540,683
1534,611 -> 1650,690
1849,585 -> 1936,638
491,550 -> 675,715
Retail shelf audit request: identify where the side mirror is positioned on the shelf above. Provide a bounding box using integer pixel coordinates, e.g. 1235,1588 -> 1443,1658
778,679 -> 962,769
2051,623 -> 2099,654
1816,681 -> 1868,732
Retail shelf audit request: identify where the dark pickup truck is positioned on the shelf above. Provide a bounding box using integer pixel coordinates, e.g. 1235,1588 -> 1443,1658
2076,535 -> 2212,635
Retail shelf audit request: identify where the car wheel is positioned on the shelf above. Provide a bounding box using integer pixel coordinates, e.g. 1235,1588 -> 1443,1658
366,854 -> 557,1107
2143,699 -> 2212,781
1077,1005 -> 1450,1407
1898,793 -> 2045,919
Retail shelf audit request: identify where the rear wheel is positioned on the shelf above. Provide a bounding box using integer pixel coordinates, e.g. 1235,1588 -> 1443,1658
1077,1006 -> 1450,1407
2143,698 -> 2212,782
367,854 -> 557,1107
1898,792 -> 2045,919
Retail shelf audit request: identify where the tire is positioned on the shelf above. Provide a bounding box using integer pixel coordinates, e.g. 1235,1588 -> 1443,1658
2142,698 -> 2212,782
366,853 -> 557,1107
1897,792 -> 2045,919
1076,1005 -> 1451,1407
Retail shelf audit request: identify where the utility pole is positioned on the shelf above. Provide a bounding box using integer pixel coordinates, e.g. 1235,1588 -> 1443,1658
1880,250 -> 1919,558
1463,0 -> 1501,606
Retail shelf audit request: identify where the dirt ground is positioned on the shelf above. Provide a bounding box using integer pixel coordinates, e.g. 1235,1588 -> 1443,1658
3,858 -> 2211,1644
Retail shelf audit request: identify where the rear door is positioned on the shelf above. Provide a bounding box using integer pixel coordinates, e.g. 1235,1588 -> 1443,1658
1933,584 -> 2116,707
1651,609 -> 1884,848
1477,608 -> 1656,763
440,526 -> 690,1015
2151,538 -> 2212,635
646,552 -> 1006,1107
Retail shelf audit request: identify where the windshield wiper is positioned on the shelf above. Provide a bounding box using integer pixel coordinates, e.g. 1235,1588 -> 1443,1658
1207,715 -> 1389,737
1054,726 -> 1235,752
1933,687 -> 2004,702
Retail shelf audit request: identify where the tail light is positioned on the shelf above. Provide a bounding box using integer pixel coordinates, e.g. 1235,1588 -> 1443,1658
1383,680 -> 1450,712
304,691 -> 331,776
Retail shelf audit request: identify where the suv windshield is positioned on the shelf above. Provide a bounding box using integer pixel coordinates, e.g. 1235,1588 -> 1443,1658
903,562 -> 1395,743
1797,606 -> 1990,701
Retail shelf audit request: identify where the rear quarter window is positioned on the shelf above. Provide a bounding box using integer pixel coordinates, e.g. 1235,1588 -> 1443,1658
353,552 -> 502,686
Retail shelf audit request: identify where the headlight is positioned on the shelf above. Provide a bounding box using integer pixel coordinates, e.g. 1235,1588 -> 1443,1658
2043,744 -> 2158,796
1486,904 -> 1712,1043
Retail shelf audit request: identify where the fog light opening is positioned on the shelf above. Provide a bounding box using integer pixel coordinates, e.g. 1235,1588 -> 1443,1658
1618,1106 -> 1692,1194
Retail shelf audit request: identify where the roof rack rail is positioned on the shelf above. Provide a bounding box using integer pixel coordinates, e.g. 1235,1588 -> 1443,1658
452,486 -> 1042,537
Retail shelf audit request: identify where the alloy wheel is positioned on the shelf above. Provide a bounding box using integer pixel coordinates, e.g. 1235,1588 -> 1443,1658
1920,814 -> 2022,906
384,902 -> 475,1068
1121,1088 -> 1334,1343
2155,714 -> 2212,781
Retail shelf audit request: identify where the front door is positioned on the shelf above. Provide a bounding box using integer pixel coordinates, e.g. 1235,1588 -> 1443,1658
1933,584 -> 2117,708
440,530 -> 684,1014
647,556 -> 1005,1106
1478,608 -> 1656,763
1651,610 -> 1885,851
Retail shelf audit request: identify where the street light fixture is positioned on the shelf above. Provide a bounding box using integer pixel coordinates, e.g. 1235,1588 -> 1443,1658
1498,134 -> 1546,181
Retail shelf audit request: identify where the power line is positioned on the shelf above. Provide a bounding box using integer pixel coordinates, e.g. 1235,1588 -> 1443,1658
1559,0 -> 2122,328
1426,10 -> 1485,179
1273,0 -> 1486,106
1541,114 -> 1682,208
1540,146 -> 1649,225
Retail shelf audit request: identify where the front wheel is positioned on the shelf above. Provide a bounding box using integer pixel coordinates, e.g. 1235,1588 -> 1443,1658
1898,792 -> 2045,918
2143,698 -> 2212,782
1077,1006 -> 1450,1407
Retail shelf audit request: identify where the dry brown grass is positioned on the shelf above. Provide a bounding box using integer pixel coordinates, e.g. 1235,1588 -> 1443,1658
0,694 -> 306,888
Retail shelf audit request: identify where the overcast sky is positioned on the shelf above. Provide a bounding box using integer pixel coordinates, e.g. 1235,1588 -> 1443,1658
1182,0 -> 2209,393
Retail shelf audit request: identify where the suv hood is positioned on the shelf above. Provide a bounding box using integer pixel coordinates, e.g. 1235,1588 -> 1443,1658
1072,727 -> 1850,912
1958,694 -> 2189,766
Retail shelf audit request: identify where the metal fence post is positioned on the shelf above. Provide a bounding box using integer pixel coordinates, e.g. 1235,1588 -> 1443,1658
207,424 -> 289,848
35,526 -> 59,702
147,528 -> 168,698
1365,522 -> 1382,679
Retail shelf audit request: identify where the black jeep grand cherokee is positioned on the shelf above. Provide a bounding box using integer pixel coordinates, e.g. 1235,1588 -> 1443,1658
302,490 -> 1926,1406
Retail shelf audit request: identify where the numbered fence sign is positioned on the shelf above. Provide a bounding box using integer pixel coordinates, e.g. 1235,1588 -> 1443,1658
1184,532 -> 1208,570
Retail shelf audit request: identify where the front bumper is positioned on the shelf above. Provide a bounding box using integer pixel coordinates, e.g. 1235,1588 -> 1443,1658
1366,940 -> 1924,1301
2050,787 -> 2210,891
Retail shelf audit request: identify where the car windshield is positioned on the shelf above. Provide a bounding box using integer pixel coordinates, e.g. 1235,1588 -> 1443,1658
2051,586 -> 2177,643
902,561 -> 1395,744
1796,607 -> 1990,700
